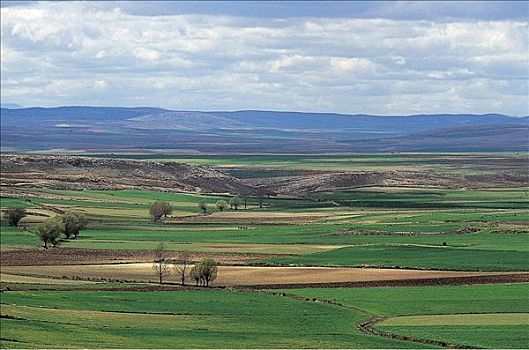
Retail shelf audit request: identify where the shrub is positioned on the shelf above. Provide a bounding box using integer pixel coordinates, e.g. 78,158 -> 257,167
6,207 -> 26,227
198,200 -> 208,214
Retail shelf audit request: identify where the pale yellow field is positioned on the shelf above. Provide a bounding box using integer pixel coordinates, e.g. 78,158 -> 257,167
0,273 -> 96,285
2,264 -> 519,286
379,313 -> 529,326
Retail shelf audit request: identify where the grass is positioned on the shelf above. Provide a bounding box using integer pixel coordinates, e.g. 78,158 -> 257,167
0,226 -> 41,246
1,152 -> 529,348
282,283 -> 529,348
0,289 -> 417,349
2,283 -> 528,348
262,244 -> 529,271
282,283 -> 529,316
377,325 -> 529,349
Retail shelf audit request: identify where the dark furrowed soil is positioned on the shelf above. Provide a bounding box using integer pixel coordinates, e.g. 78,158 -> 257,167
240,273 -> 529,289
0,248 -> 282,266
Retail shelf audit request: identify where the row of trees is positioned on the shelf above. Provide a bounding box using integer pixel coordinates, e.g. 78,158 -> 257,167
35,212 -> 87,248
5,207 -> 87,248
153,243 -> 218,287
150,195 -> 254,221
200,196 -> 244,213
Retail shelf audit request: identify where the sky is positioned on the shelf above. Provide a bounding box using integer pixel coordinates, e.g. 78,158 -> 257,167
1,1 -> 528,115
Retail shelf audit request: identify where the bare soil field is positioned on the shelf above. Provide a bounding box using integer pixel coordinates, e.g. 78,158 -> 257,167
3,263 -> 526,287
169,211 -> 339,224
0,248 -> 281,266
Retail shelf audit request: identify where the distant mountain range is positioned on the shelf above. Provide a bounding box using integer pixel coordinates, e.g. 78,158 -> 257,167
1,106 -> 528,153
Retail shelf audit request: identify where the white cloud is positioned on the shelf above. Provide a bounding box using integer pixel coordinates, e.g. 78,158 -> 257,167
0,2 -> 527,115
392,56 -> 406,65
94,79 -> 108,88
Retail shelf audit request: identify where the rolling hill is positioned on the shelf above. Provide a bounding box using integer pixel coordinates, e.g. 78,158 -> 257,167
1,107 -> 527,153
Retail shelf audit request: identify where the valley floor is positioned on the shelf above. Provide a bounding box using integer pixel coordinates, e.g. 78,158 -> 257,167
1,153 -> 528,348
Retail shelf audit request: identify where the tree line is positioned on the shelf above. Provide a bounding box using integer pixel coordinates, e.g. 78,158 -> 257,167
151,195 -> 262,221
153,243 -> 218,287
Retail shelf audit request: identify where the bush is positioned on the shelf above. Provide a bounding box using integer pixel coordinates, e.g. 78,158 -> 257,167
198,200 -> 208,214
6,207 -> 26,227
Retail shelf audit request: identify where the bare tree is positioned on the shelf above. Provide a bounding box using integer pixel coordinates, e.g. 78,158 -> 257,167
153,243 -> 171,284
174,252 -> 191,286
190,265 -> 201,286
199,258 -> 218,287
190,258 -> 218,287
150,201 -> 173,222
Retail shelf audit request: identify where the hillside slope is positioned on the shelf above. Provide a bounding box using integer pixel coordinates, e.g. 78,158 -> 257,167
1,107 -> 527,153
0,154 -> 260,195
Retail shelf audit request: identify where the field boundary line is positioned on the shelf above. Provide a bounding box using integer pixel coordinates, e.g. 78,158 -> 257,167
358,316 -> 482,349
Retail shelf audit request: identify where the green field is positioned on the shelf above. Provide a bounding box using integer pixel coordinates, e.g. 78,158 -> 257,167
0,289 -> 414,349
282,283 -> 529,348
263,244 -> 529,271
1,283 -> 527,348
1,153 -> 529,348
83,153 -> 529,174
2,186 -> 528,271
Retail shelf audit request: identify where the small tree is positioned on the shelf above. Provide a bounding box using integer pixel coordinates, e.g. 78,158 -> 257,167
150,200 -> 173,222
229,196 -> 241,210
190,265 -> 201,286
7,207 -> 26,227
160,201 -> 173,218
60,212 -> 87,239
174,252 -> 191,286
153,243 -> 171,284
36,217 -> 64,248
198,200 -> 208,214
215,200 -> 228,212
198,258 -> 218,287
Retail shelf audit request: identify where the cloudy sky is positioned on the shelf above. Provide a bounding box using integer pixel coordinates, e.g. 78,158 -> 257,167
1,1 -> 528,115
